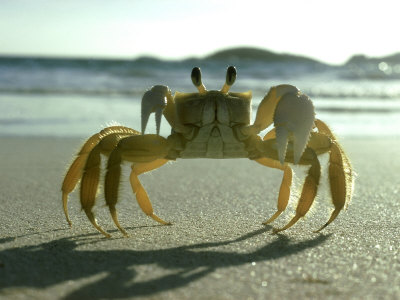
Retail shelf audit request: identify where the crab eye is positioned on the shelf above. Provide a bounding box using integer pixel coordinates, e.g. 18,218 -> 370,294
226,66 -> 237,86
191,67 -> 202,87
191,67 -> 207,93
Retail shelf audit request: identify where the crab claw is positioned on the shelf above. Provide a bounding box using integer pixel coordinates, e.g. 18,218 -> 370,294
141,85 -> 170,135
273,92 -> 315,165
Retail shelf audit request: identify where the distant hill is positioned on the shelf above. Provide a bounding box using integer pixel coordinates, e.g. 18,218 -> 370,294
3,47 -> 399,67
130,47 -> 325,65
205,47 -> 323,64
346,52 -> 400,64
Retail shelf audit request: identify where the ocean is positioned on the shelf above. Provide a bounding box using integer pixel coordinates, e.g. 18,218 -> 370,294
1,53 -> 400,138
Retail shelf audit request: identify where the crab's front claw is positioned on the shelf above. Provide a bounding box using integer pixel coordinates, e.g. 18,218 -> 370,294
250,85 -> 315,165
141,85 -> 171,135
273,91 -> 315,165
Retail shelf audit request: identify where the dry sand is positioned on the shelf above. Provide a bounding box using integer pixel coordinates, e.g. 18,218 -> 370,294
0,136 -> 399,299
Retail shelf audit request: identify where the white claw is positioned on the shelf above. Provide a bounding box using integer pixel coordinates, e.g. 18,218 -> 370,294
275,126 -> 289,165
141,85 -> 170,135
273,92 -> 315,164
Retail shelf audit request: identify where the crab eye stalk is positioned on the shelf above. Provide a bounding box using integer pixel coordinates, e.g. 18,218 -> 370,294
226,66 -> 237,85
191,67 -> 207,94
221,66 -> 237,93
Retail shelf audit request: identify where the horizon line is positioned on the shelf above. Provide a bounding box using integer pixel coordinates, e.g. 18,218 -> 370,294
0,46 -> 399,66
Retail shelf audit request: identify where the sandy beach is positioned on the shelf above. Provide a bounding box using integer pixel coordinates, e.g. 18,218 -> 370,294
0,136 -> 399,299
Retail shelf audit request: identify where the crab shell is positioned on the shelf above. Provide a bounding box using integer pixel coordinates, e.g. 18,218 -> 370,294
171,90 -> 252,158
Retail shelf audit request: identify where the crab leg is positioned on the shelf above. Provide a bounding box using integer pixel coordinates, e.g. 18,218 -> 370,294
80,144 -> 110,237
260,126 -> 352,232
104,134 -> 170,236
62,134 -> 103,226
314,120 -> 354,232
104,146 -> 125,235
79,130 -> 137,237
255,128 -> 293,224
256,157 -> 293,224
130,160 -> 171,225
61,126 -> 138,227
273,148 -> 321,233
258,139 -> 322,232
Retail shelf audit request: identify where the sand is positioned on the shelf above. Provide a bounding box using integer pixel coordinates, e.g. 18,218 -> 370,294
0,136 -> 399,300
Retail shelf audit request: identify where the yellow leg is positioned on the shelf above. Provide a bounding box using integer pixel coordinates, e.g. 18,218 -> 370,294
104,134 -> 170,236
255,128 -> 293,224
273,148 -> 321,233
262,128 -> 276,141
104,147 -> 126,236
313,119 -> 354,232
257,123 -> 352,233
130,159 -> 170,225
62,126 -> 137,238
255,157 -> 293,224
61,126 -> 136,227
314,119 -> 336,138
62,133 -> 102,226
80,144 -> 113,237
62,156 -> 87,227
315,142 -> 353,232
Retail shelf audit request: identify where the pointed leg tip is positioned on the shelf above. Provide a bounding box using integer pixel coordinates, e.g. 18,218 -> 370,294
271,215 -> 301,234
262,218 -> 275,226
98,226 -> 112,238
110,208 -> 130,237
65,214 -> 73,227
271,227 -> 283,235
314,209 -> 341,233
263,211 -> 283,225
314,222 -> 330,233
120,230 -> 129,237
63,193 -> 73,226
99,229 -> 112,238
150,214 -> 171,225
160,221 -> 172,226
85,210 -> 111,238
116,226 -> 129,237
115,222 -> 129,237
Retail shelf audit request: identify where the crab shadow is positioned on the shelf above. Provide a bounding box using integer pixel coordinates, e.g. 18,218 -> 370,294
0,228 -> 330,299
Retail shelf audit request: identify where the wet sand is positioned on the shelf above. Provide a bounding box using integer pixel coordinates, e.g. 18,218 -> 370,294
0,136 -> 399,299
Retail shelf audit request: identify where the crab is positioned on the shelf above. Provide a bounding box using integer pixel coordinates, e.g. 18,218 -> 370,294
62,66 -> 354,237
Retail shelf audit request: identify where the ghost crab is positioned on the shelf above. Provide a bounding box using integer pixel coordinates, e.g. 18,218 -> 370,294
62,66 -> 354,237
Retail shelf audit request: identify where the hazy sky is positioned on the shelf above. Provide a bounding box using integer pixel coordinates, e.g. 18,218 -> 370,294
1,0 -> 399,64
